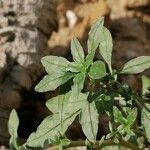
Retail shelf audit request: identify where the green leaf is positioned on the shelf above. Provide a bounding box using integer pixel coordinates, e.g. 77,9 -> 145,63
46,92 -> 87,145
8,109 -> 19,138
8,109 -> 20,150
80,101 -> 99,141
99,27 -> 113,73
46,91 -> 87,114
113,106 -> 126,125
126,108 -> 137,126
85,17 -> 104,67
141,76 -> 150,142
46,92 -> 71,114
87,17 -> 104,53
142,75 -> 150,95
99,136 -> 105,147
121,56 -> 150,74
36,56 -> 74,92
88,61 -> 106,79
114,107 -> 137,127
141,104 -> 150,143
113,107 -> 137,135
71,37 -> 85,64
66,62 -> 83,73
60,138 -> 71,146
41,56 -> 70,74
71,72 -> 86,98
35,72 -> 75,92
26,111 -> 80,148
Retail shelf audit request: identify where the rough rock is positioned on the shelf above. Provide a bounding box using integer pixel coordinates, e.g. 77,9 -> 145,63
0,0 -> 57,35
0,146 -> 9,150
107,0 -> 150,22
123,0 -> 150,8
75,0 -> 110,26
0,0 -> 57,145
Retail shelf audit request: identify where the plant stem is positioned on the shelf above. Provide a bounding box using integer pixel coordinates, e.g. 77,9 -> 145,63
100,139 -> 142,150
59,144 -> 63,150
47,139 -> 142,150
108,65 -> 112,75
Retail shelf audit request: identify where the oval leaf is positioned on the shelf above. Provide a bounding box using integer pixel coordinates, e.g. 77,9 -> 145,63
141,76 -> 150,142
46,91 -> 87,114
41,56 -> 70,74
8,109 -> 19,138
89,61 -> 106,79
26,111 -> 80,148
87,17 -> 104,53
126,108 -> 137,126
85,17 -> 104,66
80,101 -> 99,141
141,104 -> 150,143
142,75 -> 150,95
71,37 -> 85,64
121,56 -> 150,74
35,72 -> 75,92
46,92 -> 71,114
99,27 -> 113,72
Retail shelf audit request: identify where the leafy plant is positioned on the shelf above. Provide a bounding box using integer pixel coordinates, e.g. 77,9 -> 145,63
8,17 -> 150,150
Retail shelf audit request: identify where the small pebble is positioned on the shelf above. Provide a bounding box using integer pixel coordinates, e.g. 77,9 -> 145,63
0,146 -> 9,150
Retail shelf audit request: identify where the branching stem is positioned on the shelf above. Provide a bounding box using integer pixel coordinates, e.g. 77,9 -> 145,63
48,139 -> 142,150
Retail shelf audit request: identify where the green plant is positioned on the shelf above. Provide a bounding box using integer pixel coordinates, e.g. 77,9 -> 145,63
8,17 -> 150,150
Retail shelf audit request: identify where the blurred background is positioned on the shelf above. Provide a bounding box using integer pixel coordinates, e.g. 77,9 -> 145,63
0,0 -> 150,148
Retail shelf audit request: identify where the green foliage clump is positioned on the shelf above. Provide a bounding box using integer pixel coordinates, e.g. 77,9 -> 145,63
8,17 -> 150,150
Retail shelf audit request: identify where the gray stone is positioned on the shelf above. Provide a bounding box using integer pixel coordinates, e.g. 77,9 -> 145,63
0,0 -> 57,34
0,0 -> 57,145
0,145 -> 9,150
